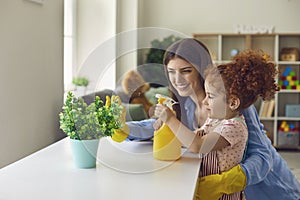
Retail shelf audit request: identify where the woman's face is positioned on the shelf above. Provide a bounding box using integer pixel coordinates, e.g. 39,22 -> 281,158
166,57 -> 202,97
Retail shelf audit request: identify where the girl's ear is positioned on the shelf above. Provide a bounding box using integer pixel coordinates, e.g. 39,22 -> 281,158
229,96 -> 240,111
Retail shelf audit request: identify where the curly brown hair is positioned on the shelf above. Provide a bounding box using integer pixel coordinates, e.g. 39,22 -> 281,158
205,49 -> 280,111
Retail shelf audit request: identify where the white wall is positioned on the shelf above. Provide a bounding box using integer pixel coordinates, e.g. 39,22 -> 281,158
136,0 -> 300,81
76,0 -> 116,91
116,0 -> 138,80
0,0 -> 64,168
75,0 -> 300,87
138,0 -> 300,35
76,0 -> 144,89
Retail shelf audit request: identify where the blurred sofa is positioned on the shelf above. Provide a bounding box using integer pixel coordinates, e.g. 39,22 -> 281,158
81,86 -> 170,122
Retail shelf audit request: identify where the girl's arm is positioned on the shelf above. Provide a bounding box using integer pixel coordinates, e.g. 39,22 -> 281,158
198,132 -> 230,154
157,105 -> 229,153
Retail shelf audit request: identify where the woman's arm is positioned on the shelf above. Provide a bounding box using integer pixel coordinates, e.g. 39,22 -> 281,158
126,119 -> 156,141
240,105 -> 273,185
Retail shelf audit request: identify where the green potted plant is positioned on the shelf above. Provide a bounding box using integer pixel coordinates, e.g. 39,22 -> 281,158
72,77 -> 89,96
59,92 -> 128,168
72,77 -> 89,87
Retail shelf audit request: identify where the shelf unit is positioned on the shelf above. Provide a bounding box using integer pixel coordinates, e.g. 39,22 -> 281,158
193,33 -> 300,150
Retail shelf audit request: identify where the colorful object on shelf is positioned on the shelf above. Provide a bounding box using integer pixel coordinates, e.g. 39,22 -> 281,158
278,121 -> 299,132
278,121 -> 300,146
278,66 -> 300,90
230,49 -> 239,57
280,48 -> 299,61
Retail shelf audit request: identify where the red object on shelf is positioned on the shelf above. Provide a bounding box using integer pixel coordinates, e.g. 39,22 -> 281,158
281,85 -> 286,89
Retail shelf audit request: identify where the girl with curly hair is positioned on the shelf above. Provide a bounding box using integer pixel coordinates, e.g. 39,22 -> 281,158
197,50 -> 279,199
155,49 -> 279,200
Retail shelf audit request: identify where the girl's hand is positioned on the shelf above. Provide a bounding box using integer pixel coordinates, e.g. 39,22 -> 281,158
153,119 -> 163,130
196,129 -> 206,137
154,104 -> 175,123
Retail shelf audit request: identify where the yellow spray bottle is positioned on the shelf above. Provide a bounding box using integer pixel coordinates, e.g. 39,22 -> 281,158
153,94 -> 182,161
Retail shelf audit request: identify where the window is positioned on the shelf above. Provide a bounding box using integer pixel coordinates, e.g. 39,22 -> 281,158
64,0 -> 76,91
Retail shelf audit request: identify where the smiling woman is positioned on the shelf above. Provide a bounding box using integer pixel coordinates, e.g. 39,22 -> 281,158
167,58 -> 202,97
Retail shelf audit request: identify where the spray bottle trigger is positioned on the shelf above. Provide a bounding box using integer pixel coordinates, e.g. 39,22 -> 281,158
155,94 -> 176,109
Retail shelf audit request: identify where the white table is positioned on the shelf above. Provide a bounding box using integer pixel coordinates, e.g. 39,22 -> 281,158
0,137 -> 201,200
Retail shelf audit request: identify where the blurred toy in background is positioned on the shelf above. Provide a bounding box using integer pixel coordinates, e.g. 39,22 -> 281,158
278,121 -> 299,132
278,66 -> 300,90
122,70 -> 154,117
280,48 -> 299,61
230,49 -> 239,57
278,121 -> 299,146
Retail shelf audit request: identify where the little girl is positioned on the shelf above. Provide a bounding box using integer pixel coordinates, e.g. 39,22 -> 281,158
154,49 -> 279,200
197,49 -> 279,199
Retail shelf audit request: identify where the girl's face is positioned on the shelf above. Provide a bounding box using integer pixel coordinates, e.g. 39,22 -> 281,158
167,57 -> 202,97
202,79 -> 231,119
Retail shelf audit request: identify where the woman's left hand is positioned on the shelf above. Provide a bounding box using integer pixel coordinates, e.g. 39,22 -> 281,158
154,104 -> 175,123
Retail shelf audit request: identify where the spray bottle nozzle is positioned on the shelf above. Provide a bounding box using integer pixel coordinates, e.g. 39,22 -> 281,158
155,94 -> 178,109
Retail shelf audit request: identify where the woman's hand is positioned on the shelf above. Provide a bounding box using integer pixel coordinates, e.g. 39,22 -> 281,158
110,95 -> 130,142
154,104 -> 175,123
197,165 -> 246,200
